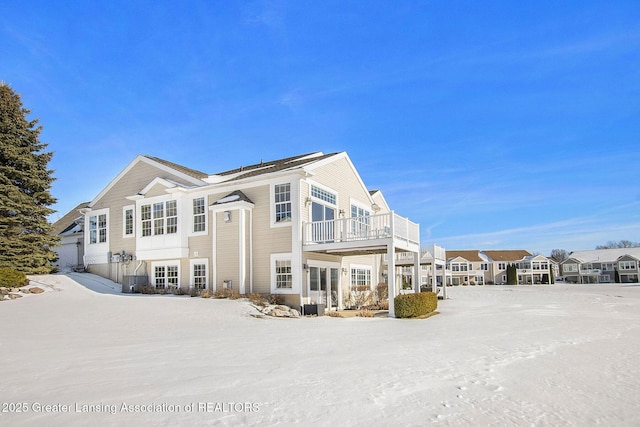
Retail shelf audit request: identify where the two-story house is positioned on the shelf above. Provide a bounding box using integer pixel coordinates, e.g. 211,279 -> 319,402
561,248 -> 640,283
77,151 -> 421,314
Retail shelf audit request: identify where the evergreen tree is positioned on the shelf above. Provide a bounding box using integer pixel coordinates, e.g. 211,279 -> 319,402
0,83 -> 58,274
506,263 -> 518,285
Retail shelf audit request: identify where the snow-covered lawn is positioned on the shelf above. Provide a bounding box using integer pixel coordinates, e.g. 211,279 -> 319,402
1,275 -> 639,426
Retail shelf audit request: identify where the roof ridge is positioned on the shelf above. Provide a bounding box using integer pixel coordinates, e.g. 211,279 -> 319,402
144,155 -> 209,179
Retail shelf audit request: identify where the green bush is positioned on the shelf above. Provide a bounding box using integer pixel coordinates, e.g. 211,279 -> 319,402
0,268 -> 29,288
394,292 -> 437,318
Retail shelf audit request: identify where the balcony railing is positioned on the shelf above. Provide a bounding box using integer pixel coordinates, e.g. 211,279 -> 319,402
303,212 -> 419,247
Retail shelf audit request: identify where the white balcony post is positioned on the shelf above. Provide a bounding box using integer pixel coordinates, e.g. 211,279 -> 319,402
387,241 -> 396,318
413,251 -> 421,293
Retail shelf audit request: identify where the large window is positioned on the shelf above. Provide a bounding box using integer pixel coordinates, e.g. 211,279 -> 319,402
451,263 -> 468,272
193,197 -> 206,233
89,214 -> 107,244
351,266 -> 372,291
154,264 -> 179,289
142,200 -> 178,237
275,260 -> 292,289
563,263 -> 578,273
619,261 -> 637,270
274,184 -> 291,223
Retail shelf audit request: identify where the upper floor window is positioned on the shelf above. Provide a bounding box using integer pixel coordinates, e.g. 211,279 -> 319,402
142,200 -> 178,237
480,263 -> 488,271
311,185 -> 336,205
619,260 -> 637,270
274,183 -> 291,223
193,197 -> 206,233
498,263 -> 506,270
89,214 -> 107,244
124,206 -> 134,237
563,263 -> 578,273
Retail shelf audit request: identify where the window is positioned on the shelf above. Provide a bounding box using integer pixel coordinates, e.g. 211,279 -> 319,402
274,184 -> 291,223
351,267 -> 372,291
141,205 -> 151,237
193,197 -> 206,233
142,200 -> 178,237
563,264 -> 578,273
619,261 -> 637,270
275,260 -> 292,289
154,265 -> 179,289
480,263 -> 488,271
311,185 -> 336,205
350,204 -> 370,237
153,203 -> 164,235
193,263 -> 207,290
166,200 -> 177,234
89,214 -> 107,244
498,263 -> 506,270
124,207 -> 134,237
451,263 -> 468,272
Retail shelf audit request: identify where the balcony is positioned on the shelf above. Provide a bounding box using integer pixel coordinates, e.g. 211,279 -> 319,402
303,212 -> 420,256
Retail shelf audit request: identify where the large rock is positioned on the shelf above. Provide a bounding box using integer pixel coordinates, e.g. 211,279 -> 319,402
8,293 -> 22,300
29,287 -> 45,294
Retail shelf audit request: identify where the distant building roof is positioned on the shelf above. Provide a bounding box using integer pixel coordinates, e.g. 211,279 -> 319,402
567,248 -> 640,263
481,250 -> 532,262
51,202 -> 90,235
446,250 -> 484,262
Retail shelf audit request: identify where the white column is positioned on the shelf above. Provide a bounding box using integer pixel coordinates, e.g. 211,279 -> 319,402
413,251 -> 421,293
388,242 -> 396,317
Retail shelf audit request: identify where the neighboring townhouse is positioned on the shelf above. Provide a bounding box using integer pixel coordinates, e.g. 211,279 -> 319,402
482,250 -> 533,285
51,202 -> 89,272
76,151 -> 421,313
444,250 -> 488,285
561,248 -> 640,283
513,254 -> 557,285
442,250 -> 556,285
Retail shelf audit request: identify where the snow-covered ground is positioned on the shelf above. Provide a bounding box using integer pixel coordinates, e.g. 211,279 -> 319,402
1,275 -> 639,426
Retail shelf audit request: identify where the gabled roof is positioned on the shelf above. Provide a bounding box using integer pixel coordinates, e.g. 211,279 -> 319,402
216,152 -> 339,181
482,250 -> 532,262
211,190 -> 254,206
568,248 -> 640,264
446,250 -> 483,262
52,202 -> 90,235
144,156 -> 208,179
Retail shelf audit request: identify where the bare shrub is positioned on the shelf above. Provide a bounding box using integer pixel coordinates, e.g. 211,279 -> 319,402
213,288 -> 240,299
356,309 -> 375,317
345,288 -> 374,310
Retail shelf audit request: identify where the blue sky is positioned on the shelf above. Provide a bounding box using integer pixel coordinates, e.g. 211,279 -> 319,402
2,1 -> 639,255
